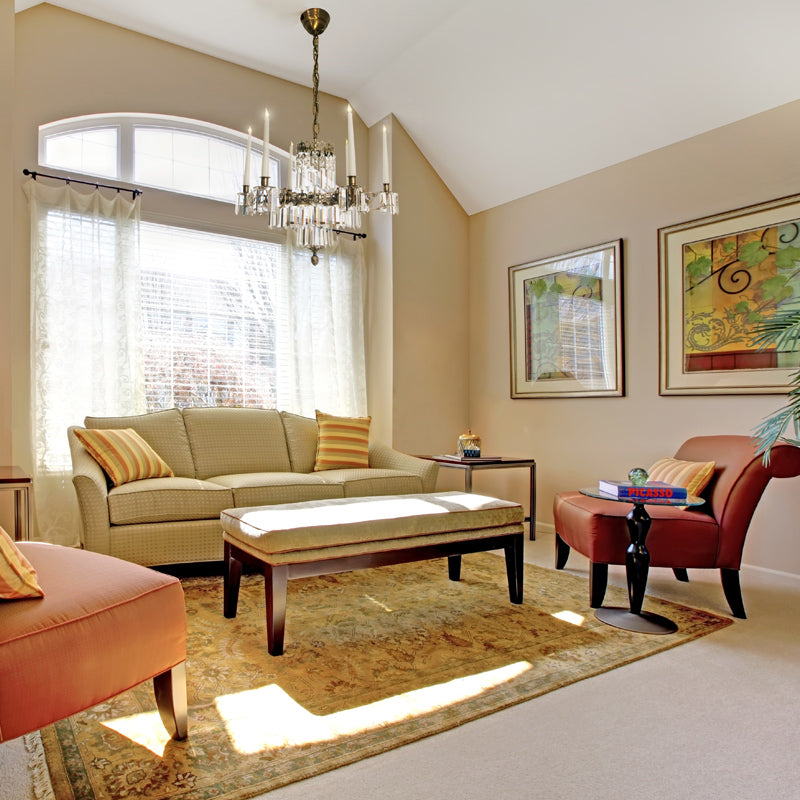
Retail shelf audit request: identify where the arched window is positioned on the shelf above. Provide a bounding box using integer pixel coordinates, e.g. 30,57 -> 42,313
39,113 -> 285,203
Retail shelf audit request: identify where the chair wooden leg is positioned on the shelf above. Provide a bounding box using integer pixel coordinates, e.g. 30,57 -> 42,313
555,533 -> 570,570
673,568 -> 689,582
153,661 -> 188,740
721,568 -> 747,619
589,562 -> 608,608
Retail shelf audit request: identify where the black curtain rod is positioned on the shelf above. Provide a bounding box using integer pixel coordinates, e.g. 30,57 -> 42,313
23,169 -> 142,198
332,228 -> 367,241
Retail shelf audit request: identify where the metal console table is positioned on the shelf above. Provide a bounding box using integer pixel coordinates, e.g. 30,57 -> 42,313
422,456 -> 537,540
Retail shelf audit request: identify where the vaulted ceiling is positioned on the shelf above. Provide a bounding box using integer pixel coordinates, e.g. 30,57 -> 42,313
15,1 -> 800,214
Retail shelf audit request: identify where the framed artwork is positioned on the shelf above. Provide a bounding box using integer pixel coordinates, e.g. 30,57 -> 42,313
659,194 -> 800,395
508,240 -> 624,399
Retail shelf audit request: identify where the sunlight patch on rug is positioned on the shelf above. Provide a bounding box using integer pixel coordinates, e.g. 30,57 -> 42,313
217,660 -> 532,753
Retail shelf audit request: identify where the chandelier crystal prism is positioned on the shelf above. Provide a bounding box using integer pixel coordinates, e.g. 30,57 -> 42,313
235,8 -> 398,264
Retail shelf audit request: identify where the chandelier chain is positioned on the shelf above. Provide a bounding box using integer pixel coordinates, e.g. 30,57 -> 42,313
312,34 -> 320,142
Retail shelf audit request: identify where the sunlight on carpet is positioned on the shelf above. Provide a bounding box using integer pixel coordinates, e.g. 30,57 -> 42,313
216,661 -> 532,754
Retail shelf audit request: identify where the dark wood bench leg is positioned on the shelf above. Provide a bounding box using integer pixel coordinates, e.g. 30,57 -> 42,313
223,541 -> 243,619
153,661 -> 188,740
448,554 -> 462,581
504,533 -> 524,604
265,564 -> 289,656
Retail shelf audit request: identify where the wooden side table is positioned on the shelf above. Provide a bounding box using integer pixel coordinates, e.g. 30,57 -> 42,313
0,466 -> 32,541
421,456 -> 537,540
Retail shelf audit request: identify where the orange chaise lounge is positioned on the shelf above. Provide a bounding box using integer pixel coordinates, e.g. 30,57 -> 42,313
0,534 -> 188,743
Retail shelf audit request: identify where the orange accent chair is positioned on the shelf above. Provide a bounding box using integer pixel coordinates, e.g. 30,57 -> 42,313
0,543 -> 187,743
553,436 -> 800,618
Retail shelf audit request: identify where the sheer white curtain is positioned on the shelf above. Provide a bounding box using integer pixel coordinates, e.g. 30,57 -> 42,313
276,234 -> 368,417
24,180 -> 143,545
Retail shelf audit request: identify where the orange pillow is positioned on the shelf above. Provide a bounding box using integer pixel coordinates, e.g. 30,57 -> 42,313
314,410 -> 371,471
74,427 -> 174,486
648,457 -> 716,498
0,526 -> 44,600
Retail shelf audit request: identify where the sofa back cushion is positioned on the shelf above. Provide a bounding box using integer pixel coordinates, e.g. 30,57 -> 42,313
182,407 -> 291,479
280,411 -> 319,473
84,409 -> 195,478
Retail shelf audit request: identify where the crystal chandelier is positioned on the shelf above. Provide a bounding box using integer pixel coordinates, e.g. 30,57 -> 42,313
236,8 -> 399,265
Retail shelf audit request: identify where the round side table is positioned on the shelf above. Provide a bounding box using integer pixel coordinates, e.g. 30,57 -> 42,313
579,488 -> 704,634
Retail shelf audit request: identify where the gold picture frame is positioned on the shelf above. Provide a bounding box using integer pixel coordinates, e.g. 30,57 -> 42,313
659,194 -> 800,395
508,240 -> 624,399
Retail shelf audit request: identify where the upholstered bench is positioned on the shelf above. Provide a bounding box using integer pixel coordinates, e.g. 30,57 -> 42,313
221,491 -> 525,655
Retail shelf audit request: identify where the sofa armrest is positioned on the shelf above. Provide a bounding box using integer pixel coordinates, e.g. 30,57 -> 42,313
68,426 -> 111,554
368,443 -> 439,493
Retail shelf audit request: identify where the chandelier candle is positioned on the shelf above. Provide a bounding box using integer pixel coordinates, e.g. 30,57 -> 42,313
382,125 -> 390,185
261,110 -> 270,178
347,105 -> 357,177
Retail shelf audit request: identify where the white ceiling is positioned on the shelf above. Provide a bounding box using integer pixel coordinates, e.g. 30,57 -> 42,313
15,0 -> 800,215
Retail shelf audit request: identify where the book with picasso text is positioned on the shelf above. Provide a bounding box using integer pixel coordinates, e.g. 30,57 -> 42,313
598,479 -> 688,500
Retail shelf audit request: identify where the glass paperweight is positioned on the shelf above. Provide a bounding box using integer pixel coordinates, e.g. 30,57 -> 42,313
628,467 -> 649,486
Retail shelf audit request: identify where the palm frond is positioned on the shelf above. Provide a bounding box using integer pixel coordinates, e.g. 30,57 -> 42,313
753,369 -> 800,463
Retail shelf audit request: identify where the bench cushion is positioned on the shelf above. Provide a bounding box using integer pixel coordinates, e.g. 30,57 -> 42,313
221,492 -> 524,559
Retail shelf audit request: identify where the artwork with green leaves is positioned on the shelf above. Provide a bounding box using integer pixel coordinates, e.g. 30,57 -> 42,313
509,240 -> 623,398
660,194 -> 800,394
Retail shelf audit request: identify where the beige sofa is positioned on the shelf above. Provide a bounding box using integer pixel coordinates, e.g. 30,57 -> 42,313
68,407 -> 438,567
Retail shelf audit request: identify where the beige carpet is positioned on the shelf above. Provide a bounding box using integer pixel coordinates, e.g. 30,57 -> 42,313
41,553 -> 731,800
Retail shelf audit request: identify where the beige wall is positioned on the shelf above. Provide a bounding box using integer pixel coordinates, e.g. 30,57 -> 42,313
390,118 -> 470,457
469,100 -> 800,576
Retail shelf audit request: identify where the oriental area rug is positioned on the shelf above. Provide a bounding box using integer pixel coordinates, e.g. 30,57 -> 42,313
41,554 -> 731,800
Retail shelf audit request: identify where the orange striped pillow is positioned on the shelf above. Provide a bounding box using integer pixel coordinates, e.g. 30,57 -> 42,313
314,410 -> 371,471
74,427 -> 174,486
0,526 -> 44,599
648,457 -> 716,498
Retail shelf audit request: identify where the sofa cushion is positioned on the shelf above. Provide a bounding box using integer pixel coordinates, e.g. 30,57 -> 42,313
85,409 -> 195,479
280,411 -> 318,473
314,410 -> 371,471
316,468 -> 424,497
207,472 -> 344,507
182,407 -> 291,479
107,478 -> 234,525
74,428 -> 174,487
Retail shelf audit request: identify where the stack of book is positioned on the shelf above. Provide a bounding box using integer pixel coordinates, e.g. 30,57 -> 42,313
598,479 -> 687,500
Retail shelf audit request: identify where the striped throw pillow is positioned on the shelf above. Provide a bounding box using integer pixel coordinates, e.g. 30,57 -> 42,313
314,410 -> 371,471
0,526 -> 44,599
74,427 -> 174,486
648,457 -> 716,499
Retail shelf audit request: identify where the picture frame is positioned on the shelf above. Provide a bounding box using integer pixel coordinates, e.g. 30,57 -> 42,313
508,240 -> 624,399
659,194 -> 800,395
